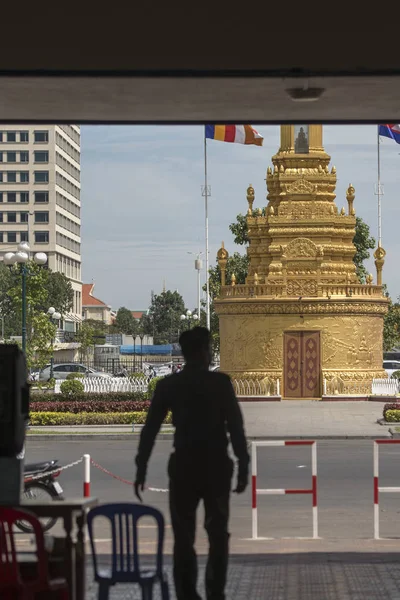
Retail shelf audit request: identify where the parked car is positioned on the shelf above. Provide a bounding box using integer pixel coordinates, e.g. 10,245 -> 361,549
39,363 -> 112,382
383,360 -> 400,378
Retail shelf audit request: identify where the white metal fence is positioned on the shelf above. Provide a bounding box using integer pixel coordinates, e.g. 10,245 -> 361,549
55,376 -> 152,394
372,378 -> 399,396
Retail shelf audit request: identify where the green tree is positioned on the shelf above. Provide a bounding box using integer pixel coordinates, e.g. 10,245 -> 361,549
144,290 -> 186,344
45,271 -> 74,315
75,321 -> 95,360
115,307 -> 135,334
27,312 -> 57,370
353,216 -> 376,283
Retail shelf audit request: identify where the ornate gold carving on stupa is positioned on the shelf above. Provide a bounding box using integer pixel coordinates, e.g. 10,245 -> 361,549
217,242 -> 229,286
215,124 -> 389,398
246,184 -> 255,215
374,244 -> 386,286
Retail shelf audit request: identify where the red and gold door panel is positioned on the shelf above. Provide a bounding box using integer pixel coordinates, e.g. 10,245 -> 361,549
284,331 -> 321,398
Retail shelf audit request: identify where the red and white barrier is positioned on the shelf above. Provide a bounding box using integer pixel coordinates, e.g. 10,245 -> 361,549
251,440 -> 318,539
83,454 -> 91,497
373,440 -> 400,539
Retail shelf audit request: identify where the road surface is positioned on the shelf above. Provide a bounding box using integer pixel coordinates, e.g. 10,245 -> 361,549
24,438 -> 400,545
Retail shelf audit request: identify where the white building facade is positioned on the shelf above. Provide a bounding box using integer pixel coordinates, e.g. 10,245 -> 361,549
0,125 -> 82,331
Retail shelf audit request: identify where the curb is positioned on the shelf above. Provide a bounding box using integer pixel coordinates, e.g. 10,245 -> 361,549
26,433 -> 392,441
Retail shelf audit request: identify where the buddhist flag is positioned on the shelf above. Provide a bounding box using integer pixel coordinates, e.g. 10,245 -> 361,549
378,124 -> 400,144
205,125 -> 263,146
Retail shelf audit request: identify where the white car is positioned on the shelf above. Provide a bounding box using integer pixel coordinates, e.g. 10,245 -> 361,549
39,363 -> 112,382
383,360 -> 400,378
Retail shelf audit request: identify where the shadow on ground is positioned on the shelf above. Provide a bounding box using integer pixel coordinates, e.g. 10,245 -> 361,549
86,552 -> 400,599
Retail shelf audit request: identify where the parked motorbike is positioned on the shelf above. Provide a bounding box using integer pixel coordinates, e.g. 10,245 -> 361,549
17,459 -> 64,533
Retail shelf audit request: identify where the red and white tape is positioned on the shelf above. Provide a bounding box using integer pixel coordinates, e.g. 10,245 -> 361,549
24,457 -> 84,482
373,439 -> 400,539
251,440 -> 318,539
88,457 -> 168,495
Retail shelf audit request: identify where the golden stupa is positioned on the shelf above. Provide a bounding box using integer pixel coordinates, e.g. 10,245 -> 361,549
214,125 -> 389,398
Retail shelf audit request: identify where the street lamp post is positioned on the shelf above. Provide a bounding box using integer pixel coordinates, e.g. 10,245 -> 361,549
180,310 -> 199,330
187,252 -> 203,323
4,243 -> 48,355
47,307 -> 61,380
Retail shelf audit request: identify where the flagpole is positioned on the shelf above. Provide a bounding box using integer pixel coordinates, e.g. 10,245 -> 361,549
377,125 -> 382,247
204,131 -> 211,330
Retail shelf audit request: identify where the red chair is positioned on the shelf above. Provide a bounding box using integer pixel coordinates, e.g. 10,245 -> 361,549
0,506 -> 69,599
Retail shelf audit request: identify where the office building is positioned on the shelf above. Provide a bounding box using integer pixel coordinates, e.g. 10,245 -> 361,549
0,125 -> 82,331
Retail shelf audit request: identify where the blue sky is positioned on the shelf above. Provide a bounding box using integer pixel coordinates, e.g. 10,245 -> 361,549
80,125 -> 400,311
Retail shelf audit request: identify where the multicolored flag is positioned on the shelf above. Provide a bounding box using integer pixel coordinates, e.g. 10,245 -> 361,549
205,125 -> 263,146
378,124 -> 400,144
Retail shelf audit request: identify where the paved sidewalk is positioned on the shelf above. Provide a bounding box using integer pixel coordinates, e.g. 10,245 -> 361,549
27,401 -> 390,440
84,541 -> 400,599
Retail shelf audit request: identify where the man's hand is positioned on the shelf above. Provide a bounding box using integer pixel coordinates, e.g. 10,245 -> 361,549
233,473 -> 248,494
134,478 -> 145,502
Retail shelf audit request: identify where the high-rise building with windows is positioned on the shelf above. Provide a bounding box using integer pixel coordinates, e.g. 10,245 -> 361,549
0,125 -> 82,331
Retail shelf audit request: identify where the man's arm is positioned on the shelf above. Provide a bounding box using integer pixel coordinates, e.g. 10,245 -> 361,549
135,380 -> 169,484
224,377 -> 250,478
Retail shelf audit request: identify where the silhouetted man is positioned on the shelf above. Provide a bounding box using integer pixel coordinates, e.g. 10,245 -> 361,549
134,327 -> 249,600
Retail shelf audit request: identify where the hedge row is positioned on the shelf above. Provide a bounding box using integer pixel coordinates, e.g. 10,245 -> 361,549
384,409 -> 400,423
29,411 -> 172,426
30,391 -> 149,403
383,403 -> 400,420
32,401 -> 151,414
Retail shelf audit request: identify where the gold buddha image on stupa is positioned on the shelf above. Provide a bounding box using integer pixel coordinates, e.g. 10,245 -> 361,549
215,125 -> 389,398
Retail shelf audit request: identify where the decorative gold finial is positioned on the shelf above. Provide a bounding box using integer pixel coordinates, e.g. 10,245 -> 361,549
374,244 -> 386,287
346,184 -> 355,216
273,164 -> 278,174
254,272 -> 259,285
257,207 -> 262,216
217,241 -> 228,261
279,164 -> 284,173
217,241 -> 229,287
267,166 -> 272,175
331,166 -> 336,174
329,205 -> 335,214
340,207 -> 346,216
231,273 -> 236,286
246,184 -> 255,215
268,204 -> 275,216
366,273 -> 373,285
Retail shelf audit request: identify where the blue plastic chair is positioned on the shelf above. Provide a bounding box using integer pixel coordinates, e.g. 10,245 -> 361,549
87,503 -> 170,600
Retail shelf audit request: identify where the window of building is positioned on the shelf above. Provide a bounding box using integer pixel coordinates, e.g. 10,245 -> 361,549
6,132 -> 16,143
20,151 -> 29,163
0,133 -> 2,142
20,132 -> 29,143
0,233 -> 3,243
34,131 -> 48,143
20,212 -> 28,223
34,191 -> 49,203
7,232 -> 16,243
20,231 -> 28,242
34,151 -> 49,163
7,172 -> 16,183
0,153 -> 3,163
20,172 -> 29,183
6,152 -> 16,163
0,173 -> 2,182
34,231 -> 49,243
34,171 -> 49,183
0,213 -> 3,223
7,193 -> 16,203
20,192 -> 29,203
34,212 -> 49,223
0,193 -> 3,203
7,213 -> 17,223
